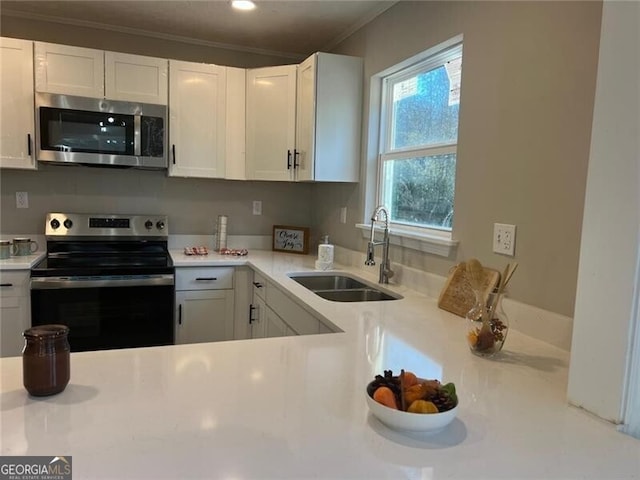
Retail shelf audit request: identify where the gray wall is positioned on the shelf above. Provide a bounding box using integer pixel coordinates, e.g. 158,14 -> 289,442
316,1 -> 602,317
0,166 -> 313,236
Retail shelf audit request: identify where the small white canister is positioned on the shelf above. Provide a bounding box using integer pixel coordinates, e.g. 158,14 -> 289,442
315,235 -> 334,270
215,215 -> 228,251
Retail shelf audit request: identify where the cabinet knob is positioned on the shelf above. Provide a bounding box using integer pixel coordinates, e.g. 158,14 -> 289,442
249,304 -> 257,324
252,282 -> 263,288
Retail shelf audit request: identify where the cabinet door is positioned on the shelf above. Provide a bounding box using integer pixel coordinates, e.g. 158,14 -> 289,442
246,65 -> 297,181
266,285 -> 320,335
169,60 -> 226,178
0,38 -> 35,170
311,53 -> 363,182
0,271 -> 31,357
265,306 -> 292,338
0,296 -> 29,357
295,54 -> 316,182
250,295 -> 266,339
105,52 -> 168,104
233,266 -> 252,340
34,42 -> 104,97
225,67 -> 247,180
175,289 -> 235,344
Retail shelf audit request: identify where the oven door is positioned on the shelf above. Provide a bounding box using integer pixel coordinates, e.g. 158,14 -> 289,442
31,275 -> 174,352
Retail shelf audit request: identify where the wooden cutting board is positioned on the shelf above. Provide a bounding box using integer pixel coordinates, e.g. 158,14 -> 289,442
438,262 -> 500,317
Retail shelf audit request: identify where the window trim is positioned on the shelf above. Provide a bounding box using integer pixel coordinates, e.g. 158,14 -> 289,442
361,34 -> 463,257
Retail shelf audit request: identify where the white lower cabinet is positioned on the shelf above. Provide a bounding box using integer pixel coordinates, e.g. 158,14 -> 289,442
264,306 -> 293,338
249,294 -> 266,339
243,269 -> 334,340
249,293 -> 293,339
175,267 -> 235,344
0,271 -> 31,357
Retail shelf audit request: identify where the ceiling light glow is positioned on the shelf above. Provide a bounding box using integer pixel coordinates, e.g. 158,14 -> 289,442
232,0 -> 256,11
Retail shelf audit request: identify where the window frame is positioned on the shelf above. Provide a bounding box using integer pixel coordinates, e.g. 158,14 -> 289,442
376,42 -> 463,234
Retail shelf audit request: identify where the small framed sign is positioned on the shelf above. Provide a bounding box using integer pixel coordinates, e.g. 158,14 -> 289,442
272,225 -> 309,254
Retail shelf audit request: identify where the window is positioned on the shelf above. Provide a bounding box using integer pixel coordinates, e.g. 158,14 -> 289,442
378,42 -> 463,232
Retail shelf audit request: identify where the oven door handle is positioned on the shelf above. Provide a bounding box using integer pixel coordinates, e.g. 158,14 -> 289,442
31,274 -> 175,290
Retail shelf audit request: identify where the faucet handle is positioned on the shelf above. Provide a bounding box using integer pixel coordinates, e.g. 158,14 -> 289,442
365,242 -> 376,266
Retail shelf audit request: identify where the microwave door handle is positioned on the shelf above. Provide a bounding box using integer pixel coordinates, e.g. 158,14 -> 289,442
134,115 -> 141,156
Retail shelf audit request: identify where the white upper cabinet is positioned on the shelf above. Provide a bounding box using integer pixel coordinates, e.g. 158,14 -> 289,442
246,53 -> 362,183
35,42 -> 104,97
105,51 -> 168,104
35,42 -> 168,104
168,60 -> 227,178
246,64 -> 297,181
225,67 -> 247,180
0,37 -> 36,170
296,53 -> 363,182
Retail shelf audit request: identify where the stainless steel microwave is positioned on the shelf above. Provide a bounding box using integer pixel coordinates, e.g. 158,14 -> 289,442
35,93 -> 167,169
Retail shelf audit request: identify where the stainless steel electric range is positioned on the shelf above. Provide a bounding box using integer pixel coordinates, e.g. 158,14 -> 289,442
30,213 -> 175,352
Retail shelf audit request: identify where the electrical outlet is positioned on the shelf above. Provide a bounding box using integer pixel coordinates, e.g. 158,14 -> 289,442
493,223 -> 516,256
252,200 -> 262,215
340,207 -> 347,224
16,191 -> 29,209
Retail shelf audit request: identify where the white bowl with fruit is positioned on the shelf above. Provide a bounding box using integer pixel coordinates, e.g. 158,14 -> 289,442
366,370 -> 458,432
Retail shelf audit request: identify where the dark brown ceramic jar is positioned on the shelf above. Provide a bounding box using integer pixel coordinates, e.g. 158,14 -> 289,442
22,325 -> 70,396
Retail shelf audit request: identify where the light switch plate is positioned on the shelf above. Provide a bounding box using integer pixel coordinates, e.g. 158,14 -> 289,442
252,201 -> 262,215
493,223 -> 516,256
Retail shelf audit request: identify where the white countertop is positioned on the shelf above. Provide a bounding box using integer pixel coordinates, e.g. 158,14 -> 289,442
0,251 -> 46,270
1,250 -> 639,479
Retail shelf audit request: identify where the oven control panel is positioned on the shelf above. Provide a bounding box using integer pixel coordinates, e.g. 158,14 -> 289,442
46,213 -> 169,237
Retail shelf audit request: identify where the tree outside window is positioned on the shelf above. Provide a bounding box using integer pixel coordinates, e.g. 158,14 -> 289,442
379,44 -> 463,231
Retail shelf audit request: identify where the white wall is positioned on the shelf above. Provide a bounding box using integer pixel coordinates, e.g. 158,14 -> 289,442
567,0 -> 639,425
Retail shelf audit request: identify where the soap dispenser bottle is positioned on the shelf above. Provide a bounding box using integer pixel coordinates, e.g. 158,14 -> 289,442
315,235 -> 334,271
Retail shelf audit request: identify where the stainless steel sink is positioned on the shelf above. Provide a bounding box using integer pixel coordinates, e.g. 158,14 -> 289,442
288,273 -> 401,302
314,288 -> 398,302
290,274 -> 368,291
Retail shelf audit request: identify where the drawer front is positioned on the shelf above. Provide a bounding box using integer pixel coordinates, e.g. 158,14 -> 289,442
252,271 -> 267,301
0,271 -> 30,298
176,267 -> 234,291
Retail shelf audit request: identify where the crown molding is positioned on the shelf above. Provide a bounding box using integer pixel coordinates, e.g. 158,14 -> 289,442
0,9 -> 306,61
321,1 -> 398,52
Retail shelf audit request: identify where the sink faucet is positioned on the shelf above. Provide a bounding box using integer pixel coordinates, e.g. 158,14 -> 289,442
365,205 -> 394,284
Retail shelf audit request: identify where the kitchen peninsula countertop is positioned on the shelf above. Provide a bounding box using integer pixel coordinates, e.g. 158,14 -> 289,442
1,251 -> 638,479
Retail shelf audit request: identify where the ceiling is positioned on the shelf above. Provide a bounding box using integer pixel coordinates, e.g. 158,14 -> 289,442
0,0 -> 397,58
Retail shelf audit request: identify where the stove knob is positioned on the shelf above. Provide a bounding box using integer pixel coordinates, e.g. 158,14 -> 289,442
144,220 -> 153,230
50,219 -> 60,230
156,220 -> 165,230
63,219 -> 73,229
